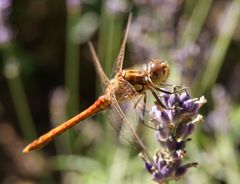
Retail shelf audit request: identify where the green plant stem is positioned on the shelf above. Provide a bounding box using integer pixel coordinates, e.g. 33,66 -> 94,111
57,4 -> 81,154
98,8 -> 123,80
172,0 -> 213,85
192,0 -> 240,95
180,0 -> 213,47
96,4 -> 124,136
65,8 -> 81,117
3,48 -> 37,140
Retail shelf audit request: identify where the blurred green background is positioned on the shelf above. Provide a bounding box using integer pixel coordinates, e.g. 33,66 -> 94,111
0,0 -> 240,183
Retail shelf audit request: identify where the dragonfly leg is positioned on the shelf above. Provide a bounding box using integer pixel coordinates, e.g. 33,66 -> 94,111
141,117 -> 159,131
152,83 -> 189,94
142,92 -> 147,120
133,93 -> 158,130
150,88 -> 169,109
160,83 -> 188,89
142,92 -> 160,130
171,85 -> 189,93
154,87 -> 174,94
160,83 -> 183,88
156,86 -> 188,94
134,94 -> 144,109
133,93 -> 147,121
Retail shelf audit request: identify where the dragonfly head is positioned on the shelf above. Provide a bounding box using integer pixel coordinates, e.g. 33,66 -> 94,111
148,59 -> 170,85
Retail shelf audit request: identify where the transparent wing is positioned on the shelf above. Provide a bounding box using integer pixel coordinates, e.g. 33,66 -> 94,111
114,13 -> 132,76
107,78 -> 147,153
108,103 -> 134,145
88,42 -> 110,89
109,94 -> 144,151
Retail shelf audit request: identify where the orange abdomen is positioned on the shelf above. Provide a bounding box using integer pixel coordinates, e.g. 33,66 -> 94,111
23,95 -> 109,153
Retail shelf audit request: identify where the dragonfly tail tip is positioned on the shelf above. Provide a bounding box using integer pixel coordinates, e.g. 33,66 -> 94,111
22,146 -> 30,154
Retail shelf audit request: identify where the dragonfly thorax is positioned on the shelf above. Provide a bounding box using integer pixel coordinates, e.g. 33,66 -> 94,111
147,59 -> 169,85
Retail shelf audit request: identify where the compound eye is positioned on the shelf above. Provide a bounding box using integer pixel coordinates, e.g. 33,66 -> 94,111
149,59 -> 169,84
162,65 -> 168,75
153,64 -> 161,76
150,60 -> 161,77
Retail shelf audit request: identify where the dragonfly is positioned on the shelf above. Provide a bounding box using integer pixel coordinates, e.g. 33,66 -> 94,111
23,14 -> 170,155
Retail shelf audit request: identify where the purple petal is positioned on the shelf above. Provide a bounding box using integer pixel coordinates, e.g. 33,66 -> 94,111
165,137 -> 177,151
180,92 -> 190,102
175,123 -> 188,140
186,123 -> 195,137
168,94 -> 180,107
161,165 -> 172,177
145,162 -> 153,173
182,100 -> 198,113
157,127 -> 170,142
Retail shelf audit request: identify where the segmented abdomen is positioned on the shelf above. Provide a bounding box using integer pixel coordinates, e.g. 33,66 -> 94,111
23,95 -> 109,153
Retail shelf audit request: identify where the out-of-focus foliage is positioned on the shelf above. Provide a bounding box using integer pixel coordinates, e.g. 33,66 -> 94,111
0,0 -> 240,183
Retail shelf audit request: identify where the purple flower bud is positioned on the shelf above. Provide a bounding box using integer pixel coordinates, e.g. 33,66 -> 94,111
160,110 -> 171,126
175,123 -> 189,140
173,97 -> 206,122
168,93 -> 180,107
157,126 -> 171,142
165,137 -> 177,151
182,96 -> 206,114
182,99 -> 198,113
153,164 -> 174,182
161,93 -> 170,107
175,162 -> 198,178
175,165 -> 188,177
160,165 -> 172,177
150,106 -> 171,127
175,141 -> 185,151
186,123 -> 195,137
180,92 -> 190,103
143,91 -> 206,183
145,162 -> 153,173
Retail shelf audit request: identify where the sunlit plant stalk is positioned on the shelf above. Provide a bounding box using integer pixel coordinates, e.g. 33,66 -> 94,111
65,0 -> 81,117
173,0 -> 213,88
3,51 -> 37,140
180,0 -> 213,47
193,0 -> 240,95
96,2 -> 126,139
98,11 -> 123,77
0,1 -> 37,140
57,0 -> 82,154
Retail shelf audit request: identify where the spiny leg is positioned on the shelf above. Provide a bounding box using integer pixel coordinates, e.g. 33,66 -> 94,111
134,93 -> 158,130
154,87 -> 174,94
149,88 -> 169,109
134,94 -> 144,109
160,83 -> 187,89
153,84 -> 189,94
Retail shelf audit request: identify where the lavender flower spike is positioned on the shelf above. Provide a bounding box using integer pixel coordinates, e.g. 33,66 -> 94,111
0,0 -> 12,45
141,91 -> 206,183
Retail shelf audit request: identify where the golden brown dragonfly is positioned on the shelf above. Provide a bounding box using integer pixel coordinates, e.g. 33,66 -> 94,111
23,14 -> 170,154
